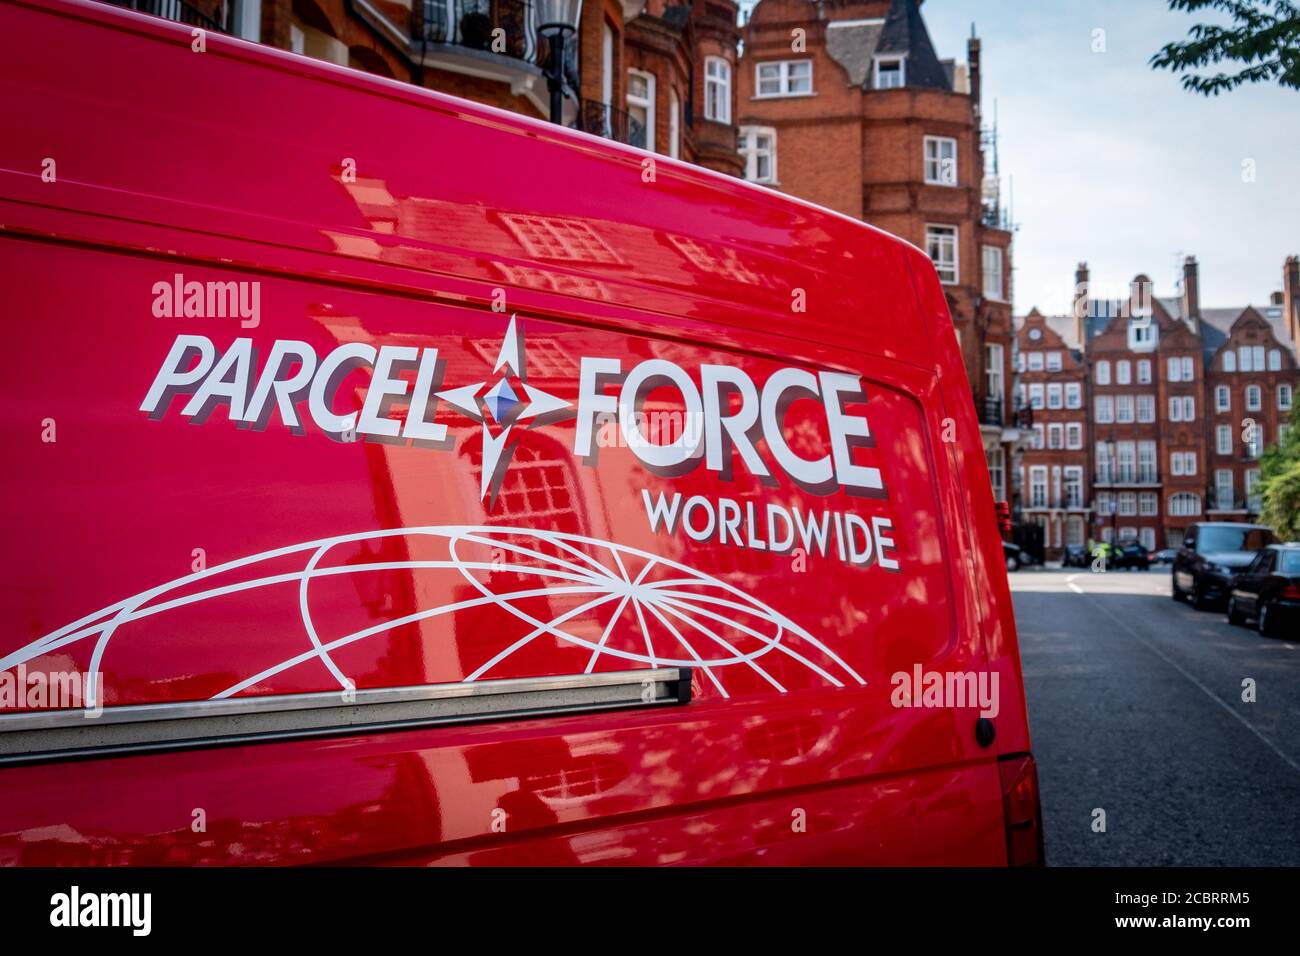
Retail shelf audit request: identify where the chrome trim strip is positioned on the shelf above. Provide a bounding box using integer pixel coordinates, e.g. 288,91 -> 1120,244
0,669 -> 691,763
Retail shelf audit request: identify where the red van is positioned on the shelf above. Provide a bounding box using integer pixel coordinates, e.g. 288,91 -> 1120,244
0,0 -> 1041,865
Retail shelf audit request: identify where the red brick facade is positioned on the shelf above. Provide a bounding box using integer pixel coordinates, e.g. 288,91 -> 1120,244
1016,256 -> 1300,555
738,0 -> 1017,502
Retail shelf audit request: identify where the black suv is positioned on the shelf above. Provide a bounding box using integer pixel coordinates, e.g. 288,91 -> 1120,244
1173,522 -> 1276,610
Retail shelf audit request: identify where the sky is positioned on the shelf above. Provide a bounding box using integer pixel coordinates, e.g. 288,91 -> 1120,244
743,0 -> 1300,316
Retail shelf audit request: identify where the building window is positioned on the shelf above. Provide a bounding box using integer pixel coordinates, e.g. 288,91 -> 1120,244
1117,441 -> 1136,482
705,57 -> 731,123
987,448 -> 1005,500
1245,384 -> 1262,411
1029,383 -> 1044,409
1246,469 -> 1262,512
1169,492 -> 1201,517
1268,348 -> 1282,371
669,87 -> 680,159
924,136 -> 958,186
1246,422 -> 1264,459
1138,441 -> 1157,482
755,59 -> 812,97
1223,349 -> 1237,372
1238,345 -> 1265,372
627,70 -> 655,152
1215,385 -> 1230,412
1117,360 -> 1131,385
1216,424 -> 1232,455
739,126 -> 776,183
1064,468 -> 1083,508
1215,469 -> 1234,510
1137,359 -> 1152,384
1095,395 -> 1114,423
1029,466 -> 1048,508
1066,383 -> 1082,408
1139,492 -> 1158,516
1169,395 -> 1195,421
1280,384 -> 1293,410
1136,393 -> 1156,422
926,225 -> 958,283
1170,451 -> 1196,476
1048,423 -> 1064,449
1118,492 -> 1137,516
1095,442 -> 1112,483
1066,422 -> 1083,449
1028,352 -> 1044,371
1116,394 -> 1135,423
1129,321 -> 1156,350
986,343 -> 1004,404
1047,351 -> 1063,372
874,56 -> 905,89
1031,424 -> 1044,449
1139,527 -> 1157,551
1095,360 -> 1110,385
1047,383 -> 1063,409
1067,515 -> 1085,546
982,245 -> 1004,299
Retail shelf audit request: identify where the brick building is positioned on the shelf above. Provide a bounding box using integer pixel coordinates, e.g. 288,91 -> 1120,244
108,0 -> 743,174
1015,256 -> 1299,555
738,0 -> 1018,502
1014,308 -> 1089,559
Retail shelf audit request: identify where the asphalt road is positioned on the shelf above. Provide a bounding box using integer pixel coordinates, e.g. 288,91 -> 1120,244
1011,567 -> 1300,866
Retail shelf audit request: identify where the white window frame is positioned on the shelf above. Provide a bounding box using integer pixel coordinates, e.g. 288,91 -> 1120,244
1117,360 -> 1131,385
1223,349 -> 1237,372
926,224 -> 958,284
1215,385 -> 1230,412
739,126 -> 777,184
754,59 -> 813,98
1215,469 -> 1234,510
1029,466 -> 1048,509
627,69 -> 656,153
1095,395 -> 1114,423
1245,384 -> 1261,411
1096,360 -> 1110,385
1066,423 -> 1083,449
1047,383 -> 1063,409
1137,359 -> 1152,384
1137,393 -> 1156,423
925,136 -> 958,186
1280,384 -> 1293,410
704,56 -> 731,123
982,245 -> 1004,299
1216,424 -> 1232,455
1065,383 -> 1082,408
668,87 -> 680,159
873,55 -> 906,89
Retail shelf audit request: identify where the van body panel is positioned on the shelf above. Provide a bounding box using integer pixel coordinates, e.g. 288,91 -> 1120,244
0,0 -> 1031,865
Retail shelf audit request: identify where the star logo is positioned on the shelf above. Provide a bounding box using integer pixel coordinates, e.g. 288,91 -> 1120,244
434,315 -> 573,504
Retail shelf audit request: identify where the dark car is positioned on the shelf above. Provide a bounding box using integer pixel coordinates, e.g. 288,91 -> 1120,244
1226,544 -> 1300,636
1173,522 -> 1277,610
1062,544 -> 1090,568
1150,548 -> 1177,566
1003,540 -> 1026,572
1111,538 -> 1152,571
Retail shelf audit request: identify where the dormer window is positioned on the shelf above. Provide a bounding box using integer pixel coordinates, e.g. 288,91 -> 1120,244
1127,318 -> 1157,351
874,56 -> 905,89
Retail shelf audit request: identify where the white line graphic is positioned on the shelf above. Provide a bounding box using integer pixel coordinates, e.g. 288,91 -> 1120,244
2,526 -> 866,705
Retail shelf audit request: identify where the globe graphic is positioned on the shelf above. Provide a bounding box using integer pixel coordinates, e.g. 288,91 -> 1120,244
4,526 -> 866,705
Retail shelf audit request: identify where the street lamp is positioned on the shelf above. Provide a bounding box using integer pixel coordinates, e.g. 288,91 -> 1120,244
537,0 -> 582,125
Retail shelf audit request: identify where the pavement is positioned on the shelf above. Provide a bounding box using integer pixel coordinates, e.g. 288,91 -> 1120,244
1010,566 -> 1300,866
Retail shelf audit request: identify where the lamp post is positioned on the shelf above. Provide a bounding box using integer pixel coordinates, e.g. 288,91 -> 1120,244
537,0 -> 582,125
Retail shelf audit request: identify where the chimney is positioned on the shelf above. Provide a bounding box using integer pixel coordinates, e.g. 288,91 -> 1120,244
1182,255 -> 1200,331
1285,255 -> 1300,349
967,27 -> 981,118
1073,261 -> 1089,345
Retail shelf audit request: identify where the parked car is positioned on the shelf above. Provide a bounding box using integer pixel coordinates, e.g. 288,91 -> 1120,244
1226,544 -> 1300,636
0,0 -> 1043,866
1150,548 -> 1177,566
1062,544 -> 1090,568
1111,538 -> 1152,571
1173,522 -> 1277,610
1004,540 -> 1028,571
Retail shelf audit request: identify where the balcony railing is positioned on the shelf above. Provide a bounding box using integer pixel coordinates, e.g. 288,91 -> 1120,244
976,395 -> 1003,427
572,99 -> 646,149
417,0 -> 576,84
104,0 -> 229,32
